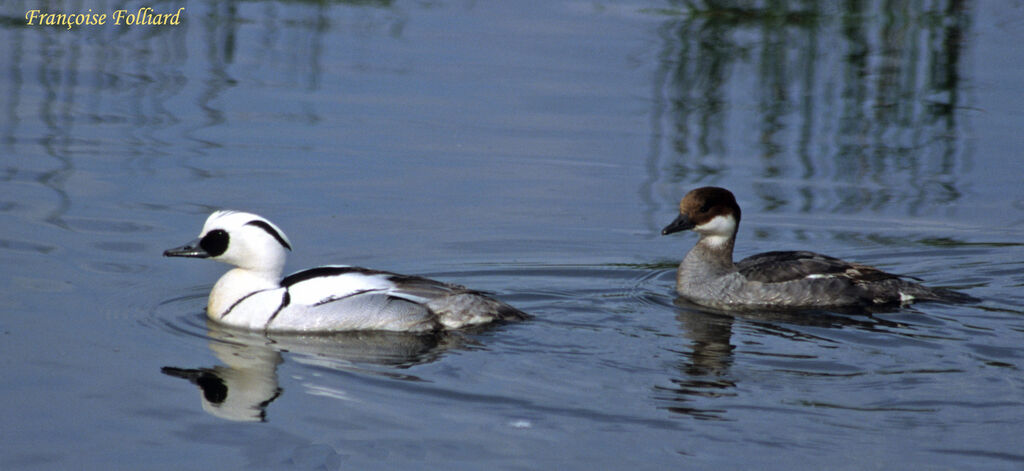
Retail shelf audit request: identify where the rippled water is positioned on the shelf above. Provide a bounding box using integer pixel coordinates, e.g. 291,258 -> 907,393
2,1 -> 1024,469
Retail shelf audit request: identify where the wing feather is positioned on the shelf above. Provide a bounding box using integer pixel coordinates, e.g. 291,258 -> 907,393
736,251 -> 900,284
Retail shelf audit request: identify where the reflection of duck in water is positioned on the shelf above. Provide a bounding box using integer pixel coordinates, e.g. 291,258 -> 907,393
662,294 -> 925,421
164,211 -> 527,333
662,187 -> 978,310
163,323 -> 457,421
162,337 -> 282,422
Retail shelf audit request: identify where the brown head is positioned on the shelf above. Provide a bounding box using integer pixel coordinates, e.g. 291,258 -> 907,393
661,187 -> 742,241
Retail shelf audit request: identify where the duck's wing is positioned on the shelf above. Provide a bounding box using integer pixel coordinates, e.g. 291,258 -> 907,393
276,266 -> 437,331
282,266 -> 398,302
382,272 -> 528,324
380,273 -> 467,301
736,251 -> 899,284
281,265 -> 526,329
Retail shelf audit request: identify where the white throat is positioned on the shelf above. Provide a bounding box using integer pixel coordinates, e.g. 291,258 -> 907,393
695,214 -> 737,248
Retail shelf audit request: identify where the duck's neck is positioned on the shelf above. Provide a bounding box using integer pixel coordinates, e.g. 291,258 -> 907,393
681,233 -> 737,278
207,268 -> 281,318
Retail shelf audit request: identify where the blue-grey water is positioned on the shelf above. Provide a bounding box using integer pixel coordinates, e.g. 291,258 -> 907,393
2,1 -> 1023,469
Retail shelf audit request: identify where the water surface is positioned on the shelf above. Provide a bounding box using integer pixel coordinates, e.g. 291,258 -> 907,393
2,1 -> 1023,469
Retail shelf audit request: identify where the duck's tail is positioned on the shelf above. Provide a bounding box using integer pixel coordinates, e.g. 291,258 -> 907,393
899,281 -> 980,305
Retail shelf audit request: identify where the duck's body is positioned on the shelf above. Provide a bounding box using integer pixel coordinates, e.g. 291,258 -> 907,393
662,187 -> 976,310
165,211 -> 526,333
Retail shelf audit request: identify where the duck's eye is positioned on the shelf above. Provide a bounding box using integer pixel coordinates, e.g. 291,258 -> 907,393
200,229 -> 230,257
699,203 -> 712,213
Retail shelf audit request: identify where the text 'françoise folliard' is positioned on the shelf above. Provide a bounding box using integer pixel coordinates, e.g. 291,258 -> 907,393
25,7 -> 185,30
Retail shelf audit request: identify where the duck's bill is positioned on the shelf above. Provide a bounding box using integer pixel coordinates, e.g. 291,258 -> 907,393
661,214 -> 695,235
164,239 -> 210,258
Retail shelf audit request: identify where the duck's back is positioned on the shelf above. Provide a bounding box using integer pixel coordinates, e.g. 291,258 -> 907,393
266,266 -> 525,332
731,251 -> 970,307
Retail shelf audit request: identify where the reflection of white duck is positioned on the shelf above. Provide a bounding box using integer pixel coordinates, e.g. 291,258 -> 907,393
165,211 -> 527,332
162,338 -> 283,422
662,187 -> 978,309
162,324 -> 453,421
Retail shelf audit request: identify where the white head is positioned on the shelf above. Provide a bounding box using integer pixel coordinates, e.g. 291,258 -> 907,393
164,211 -> 292,275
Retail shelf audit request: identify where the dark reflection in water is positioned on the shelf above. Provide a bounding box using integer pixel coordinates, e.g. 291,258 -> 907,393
655,307 -> 736,420
646,0 -> 972,216
656,295 -> 940,420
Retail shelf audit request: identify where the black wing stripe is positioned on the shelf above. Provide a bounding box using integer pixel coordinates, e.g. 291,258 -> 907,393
220,288 -> 274,319
312,288 -> 386,306
281,266 -> 401,287
263,291 -> 291,330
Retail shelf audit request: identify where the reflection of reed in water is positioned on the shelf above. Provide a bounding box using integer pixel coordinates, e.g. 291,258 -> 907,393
0,1 -> 376,220
1,1 -> 190,226
644,1 -> 972,217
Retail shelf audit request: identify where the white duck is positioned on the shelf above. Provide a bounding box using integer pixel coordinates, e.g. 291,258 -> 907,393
164,210 -> 527,332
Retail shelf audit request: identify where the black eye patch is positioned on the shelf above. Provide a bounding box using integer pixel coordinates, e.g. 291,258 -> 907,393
199,229 -> 230,257
195,372 -> 228,404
